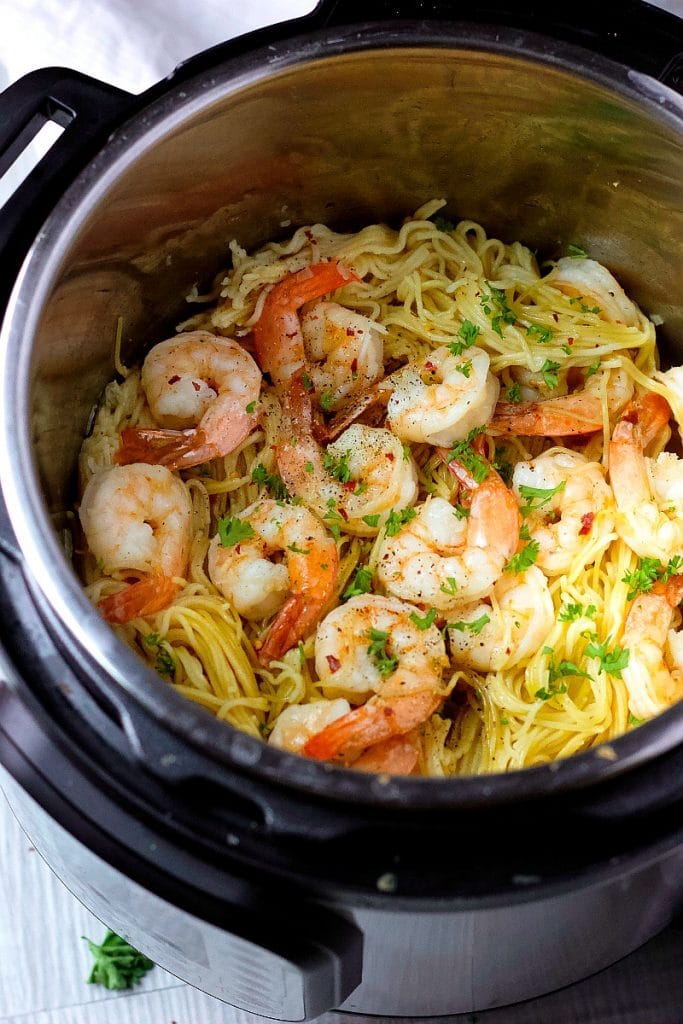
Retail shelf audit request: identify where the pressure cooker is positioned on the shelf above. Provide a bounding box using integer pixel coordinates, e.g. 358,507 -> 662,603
1,0 -> 682,1018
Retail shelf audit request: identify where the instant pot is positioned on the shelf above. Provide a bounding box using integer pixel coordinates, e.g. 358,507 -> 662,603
1,1 -> 682,1018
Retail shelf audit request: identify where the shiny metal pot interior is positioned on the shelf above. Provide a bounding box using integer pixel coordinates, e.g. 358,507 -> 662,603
1,16 -> 683,1020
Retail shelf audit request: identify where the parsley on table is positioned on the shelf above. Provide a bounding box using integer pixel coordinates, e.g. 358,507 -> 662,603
518,480 -> 566,518
323,449 -> 352,483
218,516 -> 256,547
448,319 -> 481,356
367,628 -> 398,677
539,359 -> 561,390
505,538 -> 540,574
385,506 -> 417,537
83,930 -> 154,990
584,636 -> 629,678
251,464 -> 290,501
446,426 -> 490,483
527,324 -> 553,344
410,607 -> 438,630
343,565 -> 374,600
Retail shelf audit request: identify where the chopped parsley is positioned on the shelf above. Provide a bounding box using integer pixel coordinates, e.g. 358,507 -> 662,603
453,503 -> 470,520
567,243 -> 589,258
431,214 -> 455,233
504,538 -> 540,575
385,506 -> 418,537
457,359 -> 473,378
446,425 -> 490,483
493,448 -> 513,486
323,498 -> 344,539
287,542 -> 310,555
301,371 -> 314,392
506,383 -> 523,403
319,389 -> 334,412
84,930 -> 155,990
440,576 -> 459,596
343,565 -> 374,600
539,359 -> 561,390
527,324 -> 553,344
251,464 -> 290,500
143,633 -> 176,677
559,601 -> 597,623
218,516 -> 256,547
584,636 -> 630,678
323,449 -> 352,483
245,400 -> 256,413
518,480 -> 566,518
367,628 -> 398,677
585,360 -> 602,377
448,319 -> 481,356
480,285 -> 517,337
628,713 -> 644,727
448,613 -> 490,635
622,555 -> 683,601
362,513 -> 380,528
410,607 -> 438,630
535,648 -> 591,700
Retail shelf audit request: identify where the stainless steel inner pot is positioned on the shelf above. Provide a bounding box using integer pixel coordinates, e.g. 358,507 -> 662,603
1,16 -> 683,1019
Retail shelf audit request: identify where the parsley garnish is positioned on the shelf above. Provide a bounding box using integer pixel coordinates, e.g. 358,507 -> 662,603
535,649 -> 591,701
409,607 -> 438,630
323,449 -> 352,483
527,324 -> 553,344
367,628 -> 398,677
319,389 -> 334,412
628,712 -> 644,727
559,601 -> 596,623
343,565 -> 374,600
251,464 -> 290,500
287,543 -> 310,554
448,319 -> 481,356
448,613 -> 490,635
585,360 -> 601,377
584,636 -> 630,678
567,243 -> 589,258
457,359 -> 473,378
84,930 -> 154,990
218,516 -> 256,547
440,576 -> 459,596
506,383 -> 522,403
453,503 -> 470,520
385,506 -> 417,537
245,400 -> 256,413
518,480 -> 566,517
480,285 -> 516,337
446,425 -> 490,483
505,539 -> 540,574
431,214 -> 455,233
539,359 -> 561,390
622,556 -> 683,601
323,498 -> 344,539
143,633 -> 175,676
362,513 -> 380,528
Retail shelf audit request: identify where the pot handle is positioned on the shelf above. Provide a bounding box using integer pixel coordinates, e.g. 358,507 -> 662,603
316,0 -> 683,90
0,68 -> 133,317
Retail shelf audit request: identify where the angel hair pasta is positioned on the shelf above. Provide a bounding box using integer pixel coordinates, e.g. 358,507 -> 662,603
76,199 -> 683,777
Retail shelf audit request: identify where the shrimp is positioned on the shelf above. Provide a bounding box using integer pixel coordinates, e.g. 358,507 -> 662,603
302,300 -> 384,407
253,260 -> 359,386
608,393 -> 683,562
376,466 -> 520,610
511,448 -> 615,577
116,332 -> 262,470
303,594 -> 449,765
655,366 -> 683,444
386,345 -> 499,446
276,375 -> 418,535
79,463 -> 192,623
490,368 -> 633,437
207,498 -> 338,663
551,257 -> 641,326
268,699 -> 351,754
621,575 -> 683,721
447,566 -> 554,672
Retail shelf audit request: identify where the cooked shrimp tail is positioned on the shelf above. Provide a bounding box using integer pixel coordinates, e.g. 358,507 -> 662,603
347,731 -> 421,775
489,393 -> 603,437
254,260 -> 359,385
98,572 -> 179,624
303,689 -> 441,765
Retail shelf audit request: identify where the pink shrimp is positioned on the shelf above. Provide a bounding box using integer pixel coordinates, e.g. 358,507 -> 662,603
79,463 -> 193,624
302,594 -> 448,766
621,574 -> 683,721
253,260 -> 358,386
116,332 -> 261,470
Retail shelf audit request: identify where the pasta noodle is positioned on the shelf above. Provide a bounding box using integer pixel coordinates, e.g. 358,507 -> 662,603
76,200 -> 682,776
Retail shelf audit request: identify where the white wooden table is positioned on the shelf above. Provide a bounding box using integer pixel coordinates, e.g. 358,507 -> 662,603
2,0 -> 683,1021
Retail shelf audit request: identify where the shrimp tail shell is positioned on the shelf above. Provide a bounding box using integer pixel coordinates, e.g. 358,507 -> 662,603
98,573 -> 179,624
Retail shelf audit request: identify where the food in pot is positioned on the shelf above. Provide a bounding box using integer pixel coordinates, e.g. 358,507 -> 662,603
76,200 -> 683,775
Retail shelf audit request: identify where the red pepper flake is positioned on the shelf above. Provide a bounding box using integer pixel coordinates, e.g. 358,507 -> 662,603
567,337 -> 574,345
339,507 -> 349,521
385,452 -> 395,461
326,654 -> 341,673
168,375 -> 181,385
552,313 -> 559,322
342,481 -> 356,492
579,512 -> 595,535
350,357 -> 358,372
347,328 -> 356,338
425,361 -> 436,372
192,380 -> 201,392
